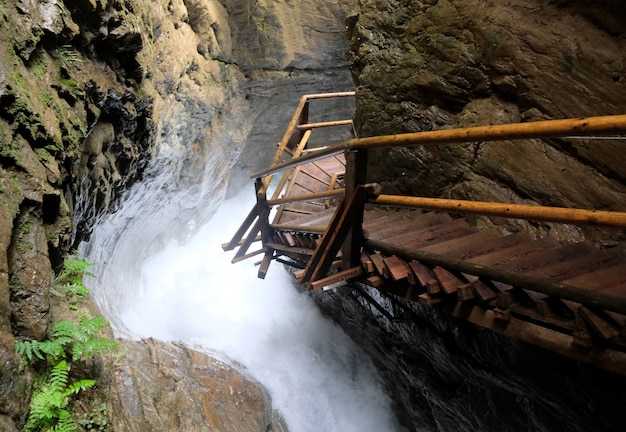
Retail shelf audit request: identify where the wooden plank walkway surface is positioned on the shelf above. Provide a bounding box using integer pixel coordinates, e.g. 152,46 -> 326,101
226,93 -> 626,375
267,155 -> 626,375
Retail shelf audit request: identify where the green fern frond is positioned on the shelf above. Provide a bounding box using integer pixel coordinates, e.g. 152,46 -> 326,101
39,339 -> 69,362
53,256 -> 93,286
72,339 -> 118,361
73,316 -> 108,342
65,379 -> 95,396
16,340 -> 45,362
26,382 -> 68,431
52,320 -> 76,339
49,361 -> 69,392
51,410 -> 77,432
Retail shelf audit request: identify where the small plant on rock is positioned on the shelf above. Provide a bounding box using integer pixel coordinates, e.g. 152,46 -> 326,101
16,255 -> 118,432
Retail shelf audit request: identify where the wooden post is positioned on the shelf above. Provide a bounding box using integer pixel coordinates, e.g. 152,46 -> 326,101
255,179 -> 275,279
342,149 -> 368,269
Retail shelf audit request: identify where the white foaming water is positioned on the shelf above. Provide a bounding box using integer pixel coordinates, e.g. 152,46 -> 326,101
106,191 -> 402,432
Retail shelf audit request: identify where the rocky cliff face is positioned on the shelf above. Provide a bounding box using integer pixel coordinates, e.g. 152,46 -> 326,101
103,338 -> 283,432
348,0 -> 626,244
0,0 -> 355,429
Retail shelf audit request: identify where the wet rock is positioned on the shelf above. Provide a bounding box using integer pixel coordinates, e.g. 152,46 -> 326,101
102,338 -> 281,432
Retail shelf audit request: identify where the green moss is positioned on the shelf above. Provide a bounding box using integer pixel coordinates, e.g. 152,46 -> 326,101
41,92 -> 53,108
16,235 -> 33,253
0,136 -> 22,163
10,71 -> 30,98
31,55 -> 48,79
60,78 -> 78,88
9,97 -> 46,144
9,274 -> 23,291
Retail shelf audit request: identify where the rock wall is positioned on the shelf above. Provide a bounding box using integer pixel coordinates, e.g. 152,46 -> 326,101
0,0 -> 355,429
348,0 -> 626,243
103,338 -> 283,432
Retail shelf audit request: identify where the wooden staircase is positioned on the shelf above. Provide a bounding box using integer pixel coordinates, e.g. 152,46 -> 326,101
224,92 -> 626,375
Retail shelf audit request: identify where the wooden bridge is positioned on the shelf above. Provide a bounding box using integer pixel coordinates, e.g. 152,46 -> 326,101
223,92 -> 626,376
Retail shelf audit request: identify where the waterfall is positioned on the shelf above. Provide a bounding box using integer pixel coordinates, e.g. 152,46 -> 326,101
79,91 -> 404,432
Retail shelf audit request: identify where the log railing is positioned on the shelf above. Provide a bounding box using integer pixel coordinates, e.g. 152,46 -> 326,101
225,91 -> 626,286
222,92 -> 355,277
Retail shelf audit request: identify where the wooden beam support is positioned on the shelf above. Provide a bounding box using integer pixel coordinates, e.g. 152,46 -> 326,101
342,150 -> 368,269
309,266 -> 363,290
231,248 -> 267,264
223,202 -> 260,251
299,187 -> 365,287
296,119 -> 353,130
268,189 -> 345,206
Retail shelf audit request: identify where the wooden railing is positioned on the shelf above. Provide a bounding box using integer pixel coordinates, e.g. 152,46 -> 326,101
225,92 -> 626,286
222,92 -> 355,276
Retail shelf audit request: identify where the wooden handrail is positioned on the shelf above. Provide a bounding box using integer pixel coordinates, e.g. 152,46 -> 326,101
296,119 -> 353,130
267,189 -> 345,206
251,114 -> 626,179
368,195 -> 626,228
270,224 -> 327,234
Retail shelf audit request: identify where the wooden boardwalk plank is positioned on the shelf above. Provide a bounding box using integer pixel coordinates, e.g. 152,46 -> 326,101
530,249 -> 623,282
493,242 -> 596,274
370,252 -> 388,277
274,207 -> 336,228
383,256 -> 412,281
397,219 -> 475,249
363,211 -> 425,234
409,261 -> 440,294
420,230 -> 500,256
293,175 -> 327,195
423,231 -> 531,259
300,161 -> 332,185
433,267 -> 465,295
468,237 -> 560,267
313,156 -> 345,176
365,211 -> 454,240
561,264 -> 626,293
382,218 -> 468,246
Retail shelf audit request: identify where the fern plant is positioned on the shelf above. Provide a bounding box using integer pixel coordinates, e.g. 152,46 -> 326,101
50,256 -> 93,310
16,315 -> 118,363
25,360 -> 96,432
16,256 -> 117,432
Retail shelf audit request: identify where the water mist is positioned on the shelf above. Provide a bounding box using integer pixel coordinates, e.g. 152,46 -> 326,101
80,150 -> 404,432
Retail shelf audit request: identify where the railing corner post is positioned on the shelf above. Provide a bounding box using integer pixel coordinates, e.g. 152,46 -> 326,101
342,148 -> 368,269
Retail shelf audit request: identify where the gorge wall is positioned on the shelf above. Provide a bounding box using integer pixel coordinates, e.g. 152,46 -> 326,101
3,0 -> 626,430
0,0 -> 354,429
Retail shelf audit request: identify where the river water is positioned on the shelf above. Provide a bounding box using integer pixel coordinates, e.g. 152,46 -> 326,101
81,162 -> 404,431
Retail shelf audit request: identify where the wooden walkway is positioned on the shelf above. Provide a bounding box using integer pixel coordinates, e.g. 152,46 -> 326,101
267,157 -> 626,375
224,92 -> 626,375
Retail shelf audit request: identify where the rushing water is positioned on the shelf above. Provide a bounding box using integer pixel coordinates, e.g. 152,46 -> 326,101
82,175 -> 403,430
125,192 -> 402,431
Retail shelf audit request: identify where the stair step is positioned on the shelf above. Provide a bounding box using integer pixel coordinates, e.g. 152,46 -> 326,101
397,218 -> 473,249
468,237 -> 560,267
365,211 -> 453,239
